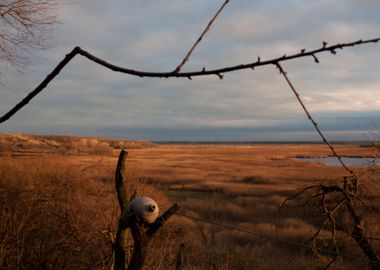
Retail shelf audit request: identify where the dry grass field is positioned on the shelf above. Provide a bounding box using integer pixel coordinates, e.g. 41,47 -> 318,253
1,134 -> 380,269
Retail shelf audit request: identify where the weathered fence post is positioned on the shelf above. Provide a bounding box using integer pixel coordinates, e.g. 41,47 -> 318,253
113,149 -> 179,270
114,149 -> 129,270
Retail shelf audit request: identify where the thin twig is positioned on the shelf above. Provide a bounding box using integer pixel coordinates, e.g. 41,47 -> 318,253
173,0 -> 229,73
308,199 -> 346,246
280,185 -> 321,208
275,63 -> 354,175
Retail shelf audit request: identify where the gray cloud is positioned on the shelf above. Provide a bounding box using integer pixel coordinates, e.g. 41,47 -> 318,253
1,0 -> 380,141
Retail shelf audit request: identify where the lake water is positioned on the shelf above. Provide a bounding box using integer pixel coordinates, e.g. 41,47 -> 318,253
295,157 -> 379,167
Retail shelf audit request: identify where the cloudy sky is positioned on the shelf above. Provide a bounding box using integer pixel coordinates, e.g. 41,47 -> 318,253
1,0 -> 380,141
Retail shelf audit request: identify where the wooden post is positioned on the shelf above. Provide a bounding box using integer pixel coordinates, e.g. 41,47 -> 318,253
113,149 -> 179,270
114,150 -> 129,270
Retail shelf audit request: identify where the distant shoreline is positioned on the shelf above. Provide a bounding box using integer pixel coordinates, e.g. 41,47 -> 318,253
153,141 -> 369,145
0,133 -> 371,146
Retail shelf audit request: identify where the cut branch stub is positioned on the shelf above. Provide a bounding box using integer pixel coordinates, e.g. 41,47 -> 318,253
115,149 -> 128,211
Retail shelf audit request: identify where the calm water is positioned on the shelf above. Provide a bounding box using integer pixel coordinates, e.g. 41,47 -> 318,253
296,157 -> 379,167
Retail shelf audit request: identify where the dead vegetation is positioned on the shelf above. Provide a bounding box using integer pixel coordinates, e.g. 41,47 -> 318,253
0,155 -> 176,269
0,142 -> 379,269
0,134 -> 155,156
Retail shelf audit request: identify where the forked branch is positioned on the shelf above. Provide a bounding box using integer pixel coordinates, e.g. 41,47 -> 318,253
113,149 -> 179,270
282,180 -> 380,270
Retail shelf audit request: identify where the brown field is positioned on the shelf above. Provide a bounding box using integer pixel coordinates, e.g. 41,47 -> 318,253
1,134 -> 380,269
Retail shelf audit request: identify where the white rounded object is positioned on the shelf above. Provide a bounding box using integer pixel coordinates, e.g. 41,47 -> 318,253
126,196 -> 159,224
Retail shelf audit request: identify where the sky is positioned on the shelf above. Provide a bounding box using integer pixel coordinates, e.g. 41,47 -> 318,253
1,0 -> 380,141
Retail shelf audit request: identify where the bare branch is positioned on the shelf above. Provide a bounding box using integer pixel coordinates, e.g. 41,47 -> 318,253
280,185 -> 322,208
1,37 -> 379,125
173,0 -> 229,73
77,37 -> 380,78
0,46 -> 80,124
147,203 -> 179,237
275,63 -> 354,175
276,59 -> 380,267
345,195 -> 380,270
284,178 -> 380,269
0,0 -> 61,70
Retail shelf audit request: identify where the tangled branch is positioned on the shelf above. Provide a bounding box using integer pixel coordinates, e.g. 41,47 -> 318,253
276,57 -> 380,268
0,0 -> 61,69
282,178 -> 380,270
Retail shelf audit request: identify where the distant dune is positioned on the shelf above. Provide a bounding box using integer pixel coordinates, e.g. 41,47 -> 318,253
0,133 -> 155,155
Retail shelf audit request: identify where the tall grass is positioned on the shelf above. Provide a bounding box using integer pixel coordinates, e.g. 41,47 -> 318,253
0,156 -> 175,269
1,142 -> 379,269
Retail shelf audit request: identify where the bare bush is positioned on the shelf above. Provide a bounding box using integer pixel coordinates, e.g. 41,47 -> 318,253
0,0 -> 60,70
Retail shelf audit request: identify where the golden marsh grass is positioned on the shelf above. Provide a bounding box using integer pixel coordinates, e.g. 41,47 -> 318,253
1,139 -> 379,269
